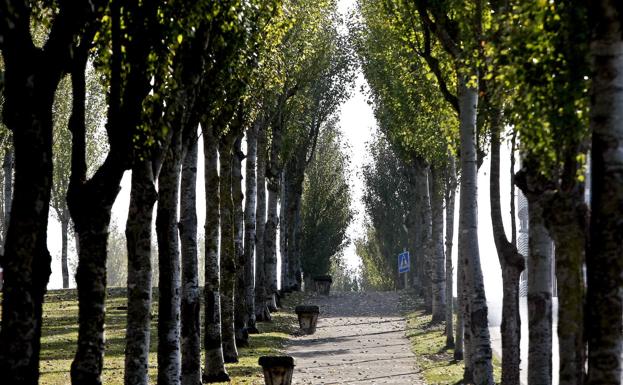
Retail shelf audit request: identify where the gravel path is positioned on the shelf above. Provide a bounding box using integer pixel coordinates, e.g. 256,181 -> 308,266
285,291 -> 425,385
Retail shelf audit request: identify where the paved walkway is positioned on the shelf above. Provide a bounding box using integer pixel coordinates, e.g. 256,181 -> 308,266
286,291 -> 425,385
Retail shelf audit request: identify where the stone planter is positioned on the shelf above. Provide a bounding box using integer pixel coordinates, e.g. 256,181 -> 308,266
295,305 -> 319,334
258,356 -> 295,385
313,275 -> 332,295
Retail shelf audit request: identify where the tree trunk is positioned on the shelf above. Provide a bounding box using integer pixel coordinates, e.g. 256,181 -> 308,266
219,133 -> 239,363
416,160 -> 433,312
265,176 -> 280,311
430,167 -> 446,323
285,159 -> 305,292
61,216 -> 70,288
291,193 -> 303,291
461,247 -> 473,381
454,245 -> 464,361
202,125 -> 229,382
587,4 -> 623,383
0,80 -> 54,385
3,148 -> 13,241
406,165 -> 424,295
180,132 -> 201,385
156,129 -> 183,385
233,134 -> 249,347
544,194 -> 586,385
244,122 -> 259,332
490,110 -> 524,385
265,108 -> 283,310
444,156 -> 456,348
527,199 -> 553,385
70,166 -> 124,385
69,39 -> 127,384
457,76 -> 494,385
255,128 -> 271,321
279,172 -> 289,291
124,160 -> 157,385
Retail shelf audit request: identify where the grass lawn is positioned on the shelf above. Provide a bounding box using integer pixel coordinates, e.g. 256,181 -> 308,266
400,292 -> 502,385
1,288 -> 299,385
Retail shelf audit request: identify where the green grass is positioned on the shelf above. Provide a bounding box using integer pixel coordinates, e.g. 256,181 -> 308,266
1,288 -> 299,385
400,293 -> 501,385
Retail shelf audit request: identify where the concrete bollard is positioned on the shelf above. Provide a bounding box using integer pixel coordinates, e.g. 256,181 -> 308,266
295,305 -> 319,334
313,275 -> 332,295
258,356 -> 295,385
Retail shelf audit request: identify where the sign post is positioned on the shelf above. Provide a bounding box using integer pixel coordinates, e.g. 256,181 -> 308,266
398,251 -> 410,289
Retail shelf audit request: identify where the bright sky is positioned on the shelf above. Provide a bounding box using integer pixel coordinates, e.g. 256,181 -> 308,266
337,72 -> 375,271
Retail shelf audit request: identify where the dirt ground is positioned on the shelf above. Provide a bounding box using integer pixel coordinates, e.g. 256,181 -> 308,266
285,291 -> 425,385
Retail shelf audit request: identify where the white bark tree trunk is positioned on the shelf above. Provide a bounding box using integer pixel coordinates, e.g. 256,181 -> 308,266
201,125 -> 229,382
444,156 -> 456,348
180,132 -> 201,385
124,161 -> 157,385
527,200 -> 553,385
457,76 -> 494,385
255,128 -> 271,321
243,122 -> 259,332
219,133 -> 239,363
430,167 -> 446,323
156,130 -> 183,385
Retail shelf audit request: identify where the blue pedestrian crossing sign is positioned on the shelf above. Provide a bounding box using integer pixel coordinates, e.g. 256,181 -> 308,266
398,251 -> 410,273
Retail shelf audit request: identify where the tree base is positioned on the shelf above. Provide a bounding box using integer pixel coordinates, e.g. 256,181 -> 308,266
256,304 -> 272,322
202,372 -> 230,383
247,325 -> 260,334
223,355 -> 239,364
235,328 -> 249,347
453,351 -> 463,361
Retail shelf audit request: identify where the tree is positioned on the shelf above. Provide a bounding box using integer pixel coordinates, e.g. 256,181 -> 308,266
300,124 -> 352,282
353,0 -> 456,314
586,2 -> 623,383
243,120 -> 260,332
0,2 -> 104,383
280,11 -> 356,290
180,129 -> 201,385
202,120 -> 230,382
356,224 -> 394,291
359,134 -> 412,289
255,126 -> 271,321
51,65 -> 107,289
503,2 -> 590,383
444,155 -> 457,348
408,2 -> 494,382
